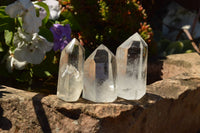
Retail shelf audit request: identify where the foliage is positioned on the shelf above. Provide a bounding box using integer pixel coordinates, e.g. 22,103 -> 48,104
154,31 -> 195,57
0,0 -> 66,89
158,39 -> 195,57
59,0 -> 153,56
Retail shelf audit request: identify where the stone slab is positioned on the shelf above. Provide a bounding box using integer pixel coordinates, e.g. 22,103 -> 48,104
1,53 -> 200,133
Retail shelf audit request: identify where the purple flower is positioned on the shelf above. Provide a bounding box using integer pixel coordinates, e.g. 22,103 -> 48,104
50,24 -> 71,51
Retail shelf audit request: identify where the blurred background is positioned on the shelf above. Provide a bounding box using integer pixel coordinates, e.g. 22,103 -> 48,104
0,0 -> 200,93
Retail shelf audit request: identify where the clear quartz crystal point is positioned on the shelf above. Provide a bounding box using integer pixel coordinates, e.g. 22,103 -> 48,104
116,32 -> 148,100
57,38 -> 85,101
83,44 -> 117,102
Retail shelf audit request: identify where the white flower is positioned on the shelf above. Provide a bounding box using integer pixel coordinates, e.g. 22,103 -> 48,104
43,0 -> 61,20
5,0 -> 33,18
13,28 -> 32,47
6,52 -> 27,72
22,6 -> 42,33
13,29 -> 53,64
5,0 -> 42,34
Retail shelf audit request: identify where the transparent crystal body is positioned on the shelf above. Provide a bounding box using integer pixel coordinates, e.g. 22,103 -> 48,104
57,38 -> 85,101
83,44 -> 117,102
116,32 -> 148,100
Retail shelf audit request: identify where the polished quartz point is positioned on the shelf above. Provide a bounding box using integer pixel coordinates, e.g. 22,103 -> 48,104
57,38 -> 85,101
83,44 -> 117,102
116,32 -> 148,100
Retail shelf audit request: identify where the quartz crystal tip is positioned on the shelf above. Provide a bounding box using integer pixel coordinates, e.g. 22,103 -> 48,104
57,38 -> 85,102
83,44 -> 117,102
116,32 -> 148,100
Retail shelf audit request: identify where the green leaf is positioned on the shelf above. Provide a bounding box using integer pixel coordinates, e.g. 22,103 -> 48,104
44,71 -> 52,77
0,42 -> 3,52
166,41 -> 184,54
185,49 -> 193,53
0,6 -> 7,16
60,11 -> 80,31
17,17 -> 23,27
34,2 -> 50,25
0,6 -> 15,31
4,30 -> 13,46
38,27 -> 54,42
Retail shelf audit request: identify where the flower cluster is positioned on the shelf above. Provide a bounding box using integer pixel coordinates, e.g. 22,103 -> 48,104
2,0 -> 72,73
13,28 -> 53,64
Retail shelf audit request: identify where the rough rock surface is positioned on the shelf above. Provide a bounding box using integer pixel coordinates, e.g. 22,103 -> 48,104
147,52 -> 200,84
0,53 -> 200,133
161,53 -> 200,79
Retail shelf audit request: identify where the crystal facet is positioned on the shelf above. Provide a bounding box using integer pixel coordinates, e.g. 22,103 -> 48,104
57,38 -> 85,101
116,32 -> 148,100
83,44 -> 117,102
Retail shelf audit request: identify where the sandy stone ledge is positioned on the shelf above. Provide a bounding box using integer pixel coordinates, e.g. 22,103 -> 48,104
1,53 -> 200,133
